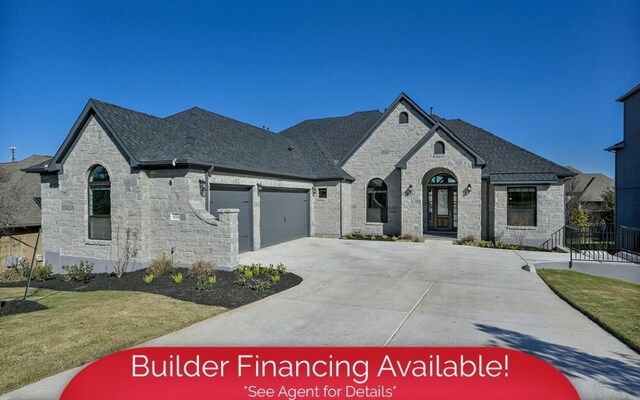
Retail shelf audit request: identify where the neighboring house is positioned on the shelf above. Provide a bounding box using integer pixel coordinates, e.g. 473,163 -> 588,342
30,93 -> 574,272
565,167 -> 614,221
0,155 -> 51,267
607,83 -> 640,229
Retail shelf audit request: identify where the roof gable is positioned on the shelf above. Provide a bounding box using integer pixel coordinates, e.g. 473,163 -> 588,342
1,155 -> 51,228
336,92 -> 440,166
395,123 -> 486,169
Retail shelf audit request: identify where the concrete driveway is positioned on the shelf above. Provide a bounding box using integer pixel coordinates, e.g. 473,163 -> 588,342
4,238 -> 639,400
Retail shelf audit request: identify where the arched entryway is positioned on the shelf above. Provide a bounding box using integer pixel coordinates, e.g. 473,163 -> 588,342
422,169 -> 458,233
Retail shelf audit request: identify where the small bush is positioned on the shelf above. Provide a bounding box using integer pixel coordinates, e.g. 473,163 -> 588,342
391,236 -> 399,242
234,275 -> 247,286
188,260 -> 215,279
359,234 -> 368,240
382,234 -> 389,240
370,235 -> 377,240
253,280 -> 271,292
252,264 -> 261,276
276,263 -> 287,274
32,262 -> 53,282
147,253 -> 174,276
244,269 -> 254,279
0,268 -> 25,283
62,260 -> 94,283
401,234 -> 414,241
143,274 -> 154,283
208,275 -> 217,284
271,274 -> 281,283
171,273 -> 183,284
195,277 -> 211,291
345,233 -> 355,239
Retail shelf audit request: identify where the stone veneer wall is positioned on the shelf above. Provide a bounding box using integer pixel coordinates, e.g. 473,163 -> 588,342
401,129 -> 483,239
314,180 -> 342,237
492,181 -> 566,246
342,100 -> 435,236
41,116 -> 238,273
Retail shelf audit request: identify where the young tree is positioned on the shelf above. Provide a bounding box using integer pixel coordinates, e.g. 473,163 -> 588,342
601,187 -> 615,225
569,203 -> 589,229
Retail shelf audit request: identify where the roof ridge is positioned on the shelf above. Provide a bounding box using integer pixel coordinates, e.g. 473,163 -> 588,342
181,107 -> 275,135
89,98 -> 167,122
287,109 -> 381,126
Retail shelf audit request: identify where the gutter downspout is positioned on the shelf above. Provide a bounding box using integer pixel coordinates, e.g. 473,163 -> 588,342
205,166 -> 214,212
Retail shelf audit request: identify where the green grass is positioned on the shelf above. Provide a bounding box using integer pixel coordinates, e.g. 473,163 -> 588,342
0,287 -> 226,394
538,269 -> 640,353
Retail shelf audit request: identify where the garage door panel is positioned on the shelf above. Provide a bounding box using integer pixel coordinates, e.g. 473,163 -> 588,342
260,189 -> 310,248
210,186 -> 253,253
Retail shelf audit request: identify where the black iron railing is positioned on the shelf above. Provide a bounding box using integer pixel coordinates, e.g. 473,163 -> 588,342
542,226 -> 566,251
567,225 -> 640,267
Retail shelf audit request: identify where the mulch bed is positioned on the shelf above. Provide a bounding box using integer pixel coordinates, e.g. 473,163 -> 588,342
0,300 -> 48,317
0,268 -> 302,309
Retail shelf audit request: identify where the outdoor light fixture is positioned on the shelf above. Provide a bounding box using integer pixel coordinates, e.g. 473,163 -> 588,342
407,184 -> 413,194
198,179 -> 207,197
257,183 -> 263,193
312,187 -> 317,196
466,184 -> 472,191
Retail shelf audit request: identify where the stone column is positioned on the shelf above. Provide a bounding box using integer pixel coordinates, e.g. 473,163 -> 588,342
216,208 -> 239,270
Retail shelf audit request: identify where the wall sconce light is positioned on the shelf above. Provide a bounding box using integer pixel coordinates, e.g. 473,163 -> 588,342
257,183 -> 263,193
466,184 -> 472,191
408,184 -> 413,194
463,183 -> 472,195
198,179 -> 207,197
312,187 -> 317,196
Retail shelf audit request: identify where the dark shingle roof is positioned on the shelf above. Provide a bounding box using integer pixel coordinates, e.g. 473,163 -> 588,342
281,111 -> 383,164
89,100 -> 350,180
51,97 -> 573,182
567,171 -> 614,202
0,155 -> 51,228
434,117 -> 575,179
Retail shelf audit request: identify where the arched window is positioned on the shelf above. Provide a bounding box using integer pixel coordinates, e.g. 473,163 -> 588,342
428,173 -> 457,184
434,141 -> 445,155
88,165 -> 111,240
399,111 -> 409,124
367,178 -> 388,223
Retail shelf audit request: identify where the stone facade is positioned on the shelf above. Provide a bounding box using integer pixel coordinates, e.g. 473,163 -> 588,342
42,99 -> 568,271
492,181 -> 566,246
41,116 -> 238,273
342,100 -> 435,236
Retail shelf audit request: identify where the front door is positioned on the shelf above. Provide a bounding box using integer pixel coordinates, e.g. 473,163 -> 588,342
433,187 -> 453,230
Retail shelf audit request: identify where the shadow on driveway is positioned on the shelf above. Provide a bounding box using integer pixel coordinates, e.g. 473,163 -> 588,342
475,323 -> 640,397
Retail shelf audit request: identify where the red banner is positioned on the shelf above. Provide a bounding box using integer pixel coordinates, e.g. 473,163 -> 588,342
61,347 -> 578,399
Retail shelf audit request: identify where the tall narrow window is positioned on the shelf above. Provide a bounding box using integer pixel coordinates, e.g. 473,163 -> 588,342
88,165 -> 111,239
367,178 -> 388,223
434,141 -> 445,155
507,187 -> 536,226
399,112 -> 409,124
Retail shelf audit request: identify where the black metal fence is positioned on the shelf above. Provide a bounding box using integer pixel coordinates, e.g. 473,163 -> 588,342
567,225 -> 640,266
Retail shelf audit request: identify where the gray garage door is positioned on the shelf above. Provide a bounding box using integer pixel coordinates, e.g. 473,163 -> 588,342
260,189 -> 310,248
210,185 -> 253,253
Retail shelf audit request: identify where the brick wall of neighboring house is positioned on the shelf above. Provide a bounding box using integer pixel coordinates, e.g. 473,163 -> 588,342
41,116 -> 238,273
492,181 -> 566,246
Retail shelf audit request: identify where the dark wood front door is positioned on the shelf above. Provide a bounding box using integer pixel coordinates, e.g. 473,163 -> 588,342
433,187 -> 453,230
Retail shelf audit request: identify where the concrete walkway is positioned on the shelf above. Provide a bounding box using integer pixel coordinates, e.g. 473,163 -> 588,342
3,239 -> 639,400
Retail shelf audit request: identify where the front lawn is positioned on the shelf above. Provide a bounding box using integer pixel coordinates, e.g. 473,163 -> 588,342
0,287 -> 226,395
538,269 -> 640,352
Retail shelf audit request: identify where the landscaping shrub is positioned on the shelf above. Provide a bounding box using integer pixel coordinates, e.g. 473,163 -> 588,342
0,267 -> 25,283
143,274 -> 154,284
370,235 -> 377,240
32,262 -> 53,282
62,260 -> 94,283
188,260 -> 215,279
147,253 -> 174,276
171,273 -> 183,284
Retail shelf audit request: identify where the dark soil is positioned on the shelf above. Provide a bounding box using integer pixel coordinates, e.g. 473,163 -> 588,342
0,300 -> 48,317
0,268 -> 302,309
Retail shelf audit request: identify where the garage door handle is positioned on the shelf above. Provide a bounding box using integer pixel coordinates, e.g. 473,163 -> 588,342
284,216 -> 287,222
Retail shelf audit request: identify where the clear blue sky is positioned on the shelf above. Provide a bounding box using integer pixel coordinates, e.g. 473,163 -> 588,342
1,1 -> 638,178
